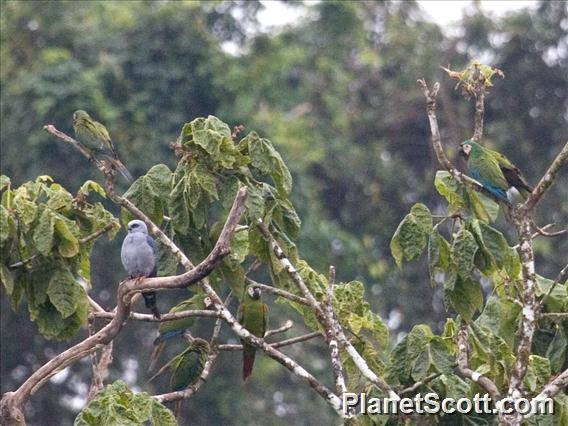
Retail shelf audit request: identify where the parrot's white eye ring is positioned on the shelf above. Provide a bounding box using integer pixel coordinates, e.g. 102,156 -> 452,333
461,143 -> 472,155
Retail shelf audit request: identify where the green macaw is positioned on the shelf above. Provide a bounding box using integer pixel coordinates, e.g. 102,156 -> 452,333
149,294 -> 213,371
72,110 -> 133,182
239,285 -> 268,381
149,337 -> 210,417
460,139 -> 532,202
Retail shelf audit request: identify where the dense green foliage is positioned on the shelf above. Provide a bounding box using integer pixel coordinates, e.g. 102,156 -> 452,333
1,1 -> 566,425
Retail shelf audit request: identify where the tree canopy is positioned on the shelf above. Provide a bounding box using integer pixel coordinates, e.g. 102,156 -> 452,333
1,1 -> 566,425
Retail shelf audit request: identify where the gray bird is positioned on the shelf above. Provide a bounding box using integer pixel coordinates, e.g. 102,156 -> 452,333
121,220 -> 161,318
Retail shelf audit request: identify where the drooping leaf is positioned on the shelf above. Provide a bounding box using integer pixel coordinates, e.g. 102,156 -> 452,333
546,327 -> 567,372
47,269 -> 86,319
390,214 -> 427,266
33,209 -> 55,255
434,171 -> 466,215
445,276 -> 483,322
78,180 -> 106,198
451,228 -> 478,278
54,215 -> 80,258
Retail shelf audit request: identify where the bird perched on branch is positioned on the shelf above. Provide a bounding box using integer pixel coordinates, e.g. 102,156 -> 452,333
149,337 -> 210,417
121,220 -> 161,318
239,285 -> 268,381
460,139 -> 533,202
149,294 -> 213,371
73,110 -> 133,182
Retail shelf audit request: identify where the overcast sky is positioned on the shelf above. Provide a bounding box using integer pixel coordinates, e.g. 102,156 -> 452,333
258,1 -> 539,28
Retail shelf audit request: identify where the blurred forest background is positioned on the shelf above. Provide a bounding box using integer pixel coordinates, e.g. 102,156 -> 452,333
1,1 -> 566,424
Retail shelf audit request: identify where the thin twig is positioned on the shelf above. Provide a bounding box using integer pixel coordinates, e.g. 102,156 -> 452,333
538,263 -> 568,310
218,331 -> 322,351
265,320 -> 294,338
400,372 -> 442,395
79,222 -> 116,244
512,223 -> 566,249
245,277 -> 310,306
523,142 -> 568,211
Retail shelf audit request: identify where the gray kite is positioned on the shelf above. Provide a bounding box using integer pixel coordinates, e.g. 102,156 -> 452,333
121,220 -> 161,318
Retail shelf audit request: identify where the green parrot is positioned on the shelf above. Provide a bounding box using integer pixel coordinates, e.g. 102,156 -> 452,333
149,294 -> 213,371
72,110 -> 133,182
460,139 -> 532,202
149,337 -> 210,417
239,285 -> 268,381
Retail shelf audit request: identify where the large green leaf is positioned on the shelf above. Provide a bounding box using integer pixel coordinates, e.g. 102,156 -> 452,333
466,188 -> 499,223
475,295 -> 521,347
390,207 -> 430,266
74,381 -> 176,426
33,209 -> 55,255
47,269 -> 87,319
451,228 -> 478,278
54,215 -> 80,258
445,276 -> 484,322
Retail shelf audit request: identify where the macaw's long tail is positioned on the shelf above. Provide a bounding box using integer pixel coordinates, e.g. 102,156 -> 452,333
242,343 -> 256,381
174,400 -> 183,419
143,291 -> 161,319
149,342 -> 165,372
103,155 -> 134,182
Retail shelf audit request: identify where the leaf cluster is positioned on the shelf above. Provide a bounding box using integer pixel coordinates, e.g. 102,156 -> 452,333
1,176 -> 119,339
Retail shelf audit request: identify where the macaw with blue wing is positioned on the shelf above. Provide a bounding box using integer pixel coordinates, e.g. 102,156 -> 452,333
149,294 -> 213,371
460,139 -> 532,202
239,285 -> 268,381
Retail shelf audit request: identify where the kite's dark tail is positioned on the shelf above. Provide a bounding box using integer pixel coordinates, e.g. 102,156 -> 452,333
143,291 -> 161,319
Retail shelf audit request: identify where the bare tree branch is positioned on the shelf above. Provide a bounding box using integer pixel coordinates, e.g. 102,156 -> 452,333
245,277 -> 310,306
323,266 -> 347,398
540,313 -> 568,320
416,79 -> 508,205
93,309 -> 220,322
507,214 -> 538,400
218,331 -> 322,351
256,220 -> 398,401
535,368 -> 568,400
522,141 -> 568,211
265,320 -> 294,338
0,186 -> 248,425
538,263 -> 568,310
511,223 -> 567,249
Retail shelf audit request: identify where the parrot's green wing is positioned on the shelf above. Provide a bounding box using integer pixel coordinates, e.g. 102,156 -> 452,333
486,147 -> 533,196
469,146 -> 509,190
170,348 -> 203,391
156,294 -> 208,339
